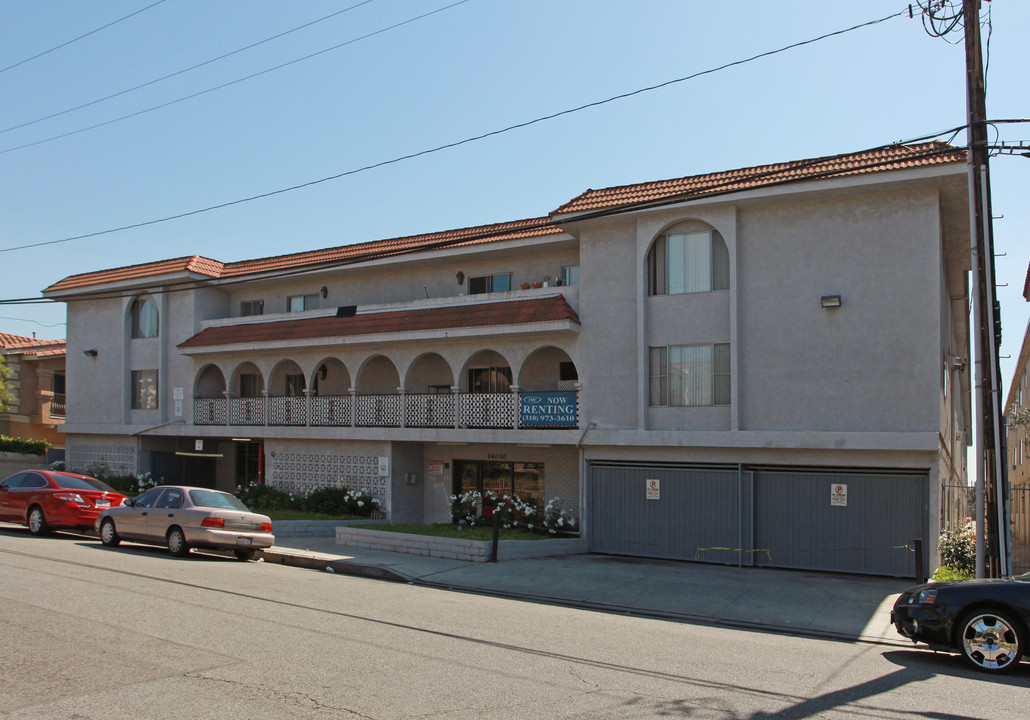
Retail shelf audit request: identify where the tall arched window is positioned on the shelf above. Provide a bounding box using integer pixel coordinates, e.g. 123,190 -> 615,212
647,229 -> 729,296
130,296 -> 159,338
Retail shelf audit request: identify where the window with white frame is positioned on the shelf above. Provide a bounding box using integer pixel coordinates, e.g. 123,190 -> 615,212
649,344 -> 730,407
131,370 -> 158,409
561,265 -> 580,286
130,296 -> 159,338
647,229 -> 729,296
468,273 -> 511,295
288,294 -> 318,312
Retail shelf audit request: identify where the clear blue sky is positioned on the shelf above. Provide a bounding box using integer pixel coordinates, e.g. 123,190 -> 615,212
1,1 -> 1027,390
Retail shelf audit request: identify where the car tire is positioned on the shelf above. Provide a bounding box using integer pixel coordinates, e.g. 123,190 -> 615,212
167,527 -> 190,557
27,506 -> 48,536
958,608 -> 1025,673
99,519 -> 120,547
233,549 -> 255,562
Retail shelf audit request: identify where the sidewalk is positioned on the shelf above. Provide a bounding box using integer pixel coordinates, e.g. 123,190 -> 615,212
261,533 -> 915,646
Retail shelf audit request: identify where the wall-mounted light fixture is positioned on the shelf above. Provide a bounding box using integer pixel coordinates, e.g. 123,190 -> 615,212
456,271 -> 465,285
318,364 -> 328,380
820,295 -> 842,309
83,349 -> 98,357
320,286 -> 328,299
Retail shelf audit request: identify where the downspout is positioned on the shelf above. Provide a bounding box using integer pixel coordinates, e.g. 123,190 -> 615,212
577,422 -> 596,539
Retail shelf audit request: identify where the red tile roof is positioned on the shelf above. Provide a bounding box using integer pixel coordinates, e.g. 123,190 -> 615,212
44,142 -> 964,295
553,142 -> 965,215
45,218 -> 561,293
0,333 -> 66,357
179,295 -> 580,349
44,256 -> 224,293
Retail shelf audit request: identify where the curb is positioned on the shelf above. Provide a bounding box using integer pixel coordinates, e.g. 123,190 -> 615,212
259,548 -> 412,583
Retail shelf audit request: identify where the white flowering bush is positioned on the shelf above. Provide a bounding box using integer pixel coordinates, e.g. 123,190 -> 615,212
451,490 -> 484,527
543,497 -> 579,534
303,485 -> 381,517
450,490 -> 539,530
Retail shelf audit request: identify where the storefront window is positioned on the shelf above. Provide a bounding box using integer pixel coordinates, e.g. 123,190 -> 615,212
454,460 -> 543,506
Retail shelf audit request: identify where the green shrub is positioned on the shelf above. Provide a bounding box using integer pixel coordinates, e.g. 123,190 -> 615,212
236,482 -> 297,511
938,519 -> 976,577
115,473 -> 158,495
302,486 -> 379,517
932,565 -> 974,582
0,435 -> 49,456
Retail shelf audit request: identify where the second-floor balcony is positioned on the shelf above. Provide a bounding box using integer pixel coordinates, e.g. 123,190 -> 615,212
193,390 -> 579,431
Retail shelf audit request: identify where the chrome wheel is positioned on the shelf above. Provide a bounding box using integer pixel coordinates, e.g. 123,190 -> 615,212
960,610 -> 1023,673
100,519 -> 120,547
27,506 -> 47,535
167,527 -> 189,557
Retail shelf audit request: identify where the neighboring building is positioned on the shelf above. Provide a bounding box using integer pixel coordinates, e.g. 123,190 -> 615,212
1003,263 -> 1030,573
43,142 -> 971,576
0,332 -> 66,457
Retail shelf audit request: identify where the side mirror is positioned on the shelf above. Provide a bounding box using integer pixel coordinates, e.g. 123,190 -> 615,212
124,497 -> 136,507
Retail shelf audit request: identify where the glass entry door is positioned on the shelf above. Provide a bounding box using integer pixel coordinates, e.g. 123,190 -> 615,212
452,460 -> 543,505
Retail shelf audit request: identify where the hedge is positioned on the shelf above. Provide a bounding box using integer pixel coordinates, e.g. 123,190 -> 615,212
0,435 -> 49,456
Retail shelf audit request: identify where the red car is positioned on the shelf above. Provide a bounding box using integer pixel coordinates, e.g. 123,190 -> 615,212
0,470 -> 126,535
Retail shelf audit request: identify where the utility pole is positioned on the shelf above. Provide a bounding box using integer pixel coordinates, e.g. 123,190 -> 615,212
961,0 -> 1010,577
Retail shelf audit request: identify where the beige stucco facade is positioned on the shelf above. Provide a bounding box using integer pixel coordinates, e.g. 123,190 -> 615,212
44,149 -> 972,575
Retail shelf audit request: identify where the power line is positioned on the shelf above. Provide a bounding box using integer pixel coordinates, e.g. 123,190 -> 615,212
0,0 -> 471,156
0,6 -> 913,254
0,0 -> 378,136
0,0 -> 169,75
0,132 -> 970,307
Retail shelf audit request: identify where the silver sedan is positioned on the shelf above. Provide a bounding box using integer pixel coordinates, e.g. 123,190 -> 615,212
95,485 -> 274,561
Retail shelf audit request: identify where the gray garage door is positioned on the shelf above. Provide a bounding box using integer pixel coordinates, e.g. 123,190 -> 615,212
588,463 -> 928,577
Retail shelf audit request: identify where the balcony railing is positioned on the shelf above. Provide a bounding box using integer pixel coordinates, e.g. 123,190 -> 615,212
194,391 -> 579,430
50,393 -> 67,418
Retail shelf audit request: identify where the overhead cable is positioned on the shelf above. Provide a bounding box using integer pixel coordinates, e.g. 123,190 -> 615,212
0,0 -> 169,75
0,0 -> 378,136
0,6 -> 911,253
0,0 -> 471,156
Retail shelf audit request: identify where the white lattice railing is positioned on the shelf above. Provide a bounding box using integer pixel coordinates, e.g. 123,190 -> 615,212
193,392 -> 576,430
458,393 -> 515,429
310,395 -> 352,426
267,396 -> 306,426
229,397 -> 265,426
405,393 -> 456,428
355,394 -> 402,427
194,397 -> 227,425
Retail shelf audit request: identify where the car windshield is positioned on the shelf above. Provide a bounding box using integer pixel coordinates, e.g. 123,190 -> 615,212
53,475 -> 118,493
188,489 -> 249,511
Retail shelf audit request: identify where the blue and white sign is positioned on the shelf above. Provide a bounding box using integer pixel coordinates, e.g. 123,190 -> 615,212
519,392 -> 578,427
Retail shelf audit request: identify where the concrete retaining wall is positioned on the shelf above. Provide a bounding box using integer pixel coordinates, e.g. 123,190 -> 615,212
272,519 -> 387,538
0,452 -> 44,478
335,526 -> 588,562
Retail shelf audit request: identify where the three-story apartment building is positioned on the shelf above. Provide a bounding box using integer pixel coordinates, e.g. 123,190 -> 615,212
44,142 -> 971,576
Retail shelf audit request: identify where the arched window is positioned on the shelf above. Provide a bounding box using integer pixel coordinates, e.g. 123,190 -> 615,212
647,229 -> 729,296
130,297 -> 159,338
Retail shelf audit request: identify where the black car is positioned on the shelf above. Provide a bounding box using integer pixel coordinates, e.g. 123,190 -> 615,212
891,572 -> 1030,673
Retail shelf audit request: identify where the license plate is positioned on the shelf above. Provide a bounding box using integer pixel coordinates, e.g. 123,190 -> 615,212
236,537 -> 252,546
96,499 -> 110,508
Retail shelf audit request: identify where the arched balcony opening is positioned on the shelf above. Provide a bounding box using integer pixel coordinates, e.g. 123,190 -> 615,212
518,347 -> 578,392
267,360 -> 306,426
405,353 -> 455,428
355,355 -> 402,427
309,358 -> 351,427
228,363 -> 265,426
517,347 -> 580,430
459,350 -> 515,429
193,365 -> 227,425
